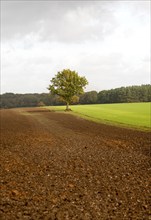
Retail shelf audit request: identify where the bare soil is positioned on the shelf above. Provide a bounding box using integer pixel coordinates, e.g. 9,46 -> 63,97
0,108 -> 150,220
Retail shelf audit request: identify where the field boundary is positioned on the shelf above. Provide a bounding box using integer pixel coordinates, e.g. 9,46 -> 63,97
44,103 -> 151,132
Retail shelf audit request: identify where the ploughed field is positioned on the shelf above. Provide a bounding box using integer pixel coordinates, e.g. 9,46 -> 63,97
0,108 -> 150,219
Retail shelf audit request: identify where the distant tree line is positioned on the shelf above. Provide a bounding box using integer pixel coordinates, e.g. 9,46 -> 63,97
0,93 -> 64,109
97,84 -> 151,104
0,84 -> 150,109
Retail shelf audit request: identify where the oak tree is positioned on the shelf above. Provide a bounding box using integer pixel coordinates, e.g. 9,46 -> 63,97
48,69 -> 88,110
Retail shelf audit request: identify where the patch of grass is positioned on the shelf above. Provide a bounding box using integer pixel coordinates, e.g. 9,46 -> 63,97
45,103 -> 151,130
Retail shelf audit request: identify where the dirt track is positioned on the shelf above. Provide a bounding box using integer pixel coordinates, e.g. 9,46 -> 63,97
0,108 -> 150,220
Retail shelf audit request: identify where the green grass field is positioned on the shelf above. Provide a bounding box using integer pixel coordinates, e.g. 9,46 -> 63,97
45,103 -> 151,130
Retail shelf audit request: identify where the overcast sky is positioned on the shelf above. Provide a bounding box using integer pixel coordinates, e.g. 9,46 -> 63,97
1,0 -> 150,94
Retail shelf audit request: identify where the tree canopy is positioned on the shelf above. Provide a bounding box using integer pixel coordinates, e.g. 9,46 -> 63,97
48,69 -> 88,110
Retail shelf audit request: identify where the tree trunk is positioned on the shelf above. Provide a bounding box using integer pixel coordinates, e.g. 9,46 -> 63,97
65,102 -> 71,111
66,102 -> 69,110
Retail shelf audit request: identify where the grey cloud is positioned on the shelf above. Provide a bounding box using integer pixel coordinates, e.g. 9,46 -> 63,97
2,1 -> 118,43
